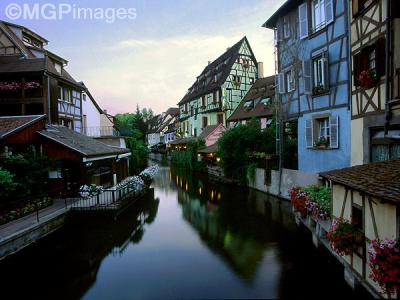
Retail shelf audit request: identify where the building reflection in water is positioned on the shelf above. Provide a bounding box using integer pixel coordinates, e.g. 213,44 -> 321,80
169,167 -> 297,284
0,192 -> 160,300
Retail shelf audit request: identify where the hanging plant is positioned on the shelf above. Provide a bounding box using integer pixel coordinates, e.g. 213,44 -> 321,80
369,239 -> 400,296
0,81 -> 41,91
326,218 -> 355,256
358,69 -> 377,89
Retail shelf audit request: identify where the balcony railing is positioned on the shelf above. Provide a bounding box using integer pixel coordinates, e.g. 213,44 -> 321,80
84,126 -> 120,138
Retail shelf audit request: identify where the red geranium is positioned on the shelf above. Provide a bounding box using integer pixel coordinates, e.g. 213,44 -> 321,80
289,187 -> 309,215
326,218 -> 355,256
369,239 -> 400,296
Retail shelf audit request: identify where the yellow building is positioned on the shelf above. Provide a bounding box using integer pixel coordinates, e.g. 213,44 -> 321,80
321,160 -> 399,297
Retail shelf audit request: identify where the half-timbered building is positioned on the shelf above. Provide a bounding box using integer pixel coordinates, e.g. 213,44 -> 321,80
263,0 -> 352,177
0,21 -> 83,132
350,0 -> 400,165
178,37 -> 259,138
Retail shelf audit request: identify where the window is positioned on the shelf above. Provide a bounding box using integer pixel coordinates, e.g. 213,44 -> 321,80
317,118 -> 331,145
213,90 -> 220,103
244,100 -> 254,109
54,63 -> 62,74
250,77 -> 255,84
57,86 -> 63,100
283,15 -> 290,38
260,97 -> 271,105
202,117 -> 208,129
313,54 -> 328,94
352,0 -> 375,17
305,116 -> 339,149
370,128 -> 400,162
298,3 -> 309,39
353,38 -> 385,87
285,70 -> 295,92
232,75 -> 241,86
59,118 -> 74,129
201,96 -> 206,107
217,114 -> 224,125
311,0 -> 334,32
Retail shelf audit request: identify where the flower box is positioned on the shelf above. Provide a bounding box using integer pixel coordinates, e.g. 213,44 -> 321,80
358,69 -> 378,89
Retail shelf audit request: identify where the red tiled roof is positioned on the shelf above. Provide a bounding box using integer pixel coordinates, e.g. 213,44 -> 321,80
320,160 -> 400,204
0,115 -> 46,139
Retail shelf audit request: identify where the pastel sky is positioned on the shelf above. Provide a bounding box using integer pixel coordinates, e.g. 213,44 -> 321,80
0,0 -> 285,115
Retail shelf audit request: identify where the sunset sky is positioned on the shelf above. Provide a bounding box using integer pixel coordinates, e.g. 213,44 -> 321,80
0,0 -> 285,115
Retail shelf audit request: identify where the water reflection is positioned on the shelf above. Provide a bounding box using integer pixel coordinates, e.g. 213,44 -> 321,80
0,164 -> 368,299
0,194 -> 160,300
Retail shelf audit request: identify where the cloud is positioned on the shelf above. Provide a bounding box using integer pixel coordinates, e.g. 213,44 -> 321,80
59,0 -> 281,115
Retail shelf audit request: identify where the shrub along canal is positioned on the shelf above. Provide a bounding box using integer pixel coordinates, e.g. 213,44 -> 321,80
0,164 -> 370,299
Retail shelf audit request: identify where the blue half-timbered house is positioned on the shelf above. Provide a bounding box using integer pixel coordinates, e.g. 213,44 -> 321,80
263,0 -> 351,175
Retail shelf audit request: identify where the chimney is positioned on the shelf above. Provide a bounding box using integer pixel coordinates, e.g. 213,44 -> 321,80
258,62 -> 264,78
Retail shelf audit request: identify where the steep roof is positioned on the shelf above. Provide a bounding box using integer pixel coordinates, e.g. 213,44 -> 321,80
38,125 -> 129,157
179,37 -> 256,105
0,21 -> 34,58
228,76 -> 275,122
0,115 -> 46,139
320,160 -> 400,204
199,125 -> 221,140
262,0 -> 303,29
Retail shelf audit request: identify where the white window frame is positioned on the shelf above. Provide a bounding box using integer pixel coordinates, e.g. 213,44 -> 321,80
311,0 -> 334,32
313,56 -> 326,89
285,69 -> 296,92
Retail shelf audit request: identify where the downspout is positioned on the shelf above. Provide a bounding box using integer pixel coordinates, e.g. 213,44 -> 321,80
346,0 -> 352,112
384,0 -> 392,135
44,54 -> 51,124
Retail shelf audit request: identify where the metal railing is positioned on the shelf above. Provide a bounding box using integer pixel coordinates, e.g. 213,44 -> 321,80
66,184 -> 146,212
83,126 -> 120,138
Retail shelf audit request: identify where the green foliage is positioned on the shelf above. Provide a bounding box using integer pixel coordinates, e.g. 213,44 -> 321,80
114,105 -> 154,139
0,149 -> 55,200
171,139 -> 206,172
217,118 -> 276,185
126,137 -> 148,175
304,185 -> 332,215
246,163 -> 258,183
115,105 -> 153,174
0,167 -> 17,198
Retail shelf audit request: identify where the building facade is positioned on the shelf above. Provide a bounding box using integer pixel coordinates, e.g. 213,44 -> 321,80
0,21 -> 84,132
264,0 -> 351,175
178,37 -> 259,138
146,108 -> 179,147
349,0 -> 400,166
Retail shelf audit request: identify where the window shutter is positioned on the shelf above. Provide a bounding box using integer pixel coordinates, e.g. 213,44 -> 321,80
299,3 -> 309,39
306,119 -> 314,148
375,38 -> 386,78
303,60 -> 312,94
352,0 -> 359,17
325,0 -> 334,24
330,116 -> 339,149
278,73 -> 285,94
353,52 -> 361,86
323,52 -> 330,89
277,20 -> 283,42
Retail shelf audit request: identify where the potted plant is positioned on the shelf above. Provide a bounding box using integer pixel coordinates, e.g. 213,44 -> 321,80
358,69 -> 378,89
368,239 -> 400,296
315,136 -> 329,149
313,84 -> 326,96
326,218 -> 355,256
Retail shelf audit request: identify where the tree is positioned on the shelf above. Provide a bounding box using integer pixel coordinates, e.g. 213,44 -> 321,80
0,167 -> 17,199
217,118 -> 276,185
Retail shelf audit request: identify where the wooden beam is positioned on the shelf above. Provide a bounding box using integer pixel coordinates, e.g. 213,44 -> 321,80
368,196 -> 379,239
340,188 -> 349,218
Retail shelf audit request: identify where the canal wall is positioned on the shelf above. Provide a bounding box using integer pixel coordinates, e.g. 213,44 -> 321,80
0,209 -> 68,260
247,168 -> 320,200
295,212 -> 382,299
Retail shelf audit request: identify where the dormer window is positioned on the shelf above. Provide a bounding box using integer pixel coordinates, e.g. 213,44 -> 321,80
54,63 -> 62,74
244,101 -> 254,109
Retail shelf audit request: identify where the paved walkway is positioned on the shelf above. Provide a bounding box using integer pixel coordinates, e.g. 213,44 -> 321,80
0,199 -> 69,242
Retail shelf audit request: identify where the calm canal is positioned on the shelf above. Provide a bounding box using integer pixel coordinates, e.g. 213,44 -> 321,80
0,164 -> 370,299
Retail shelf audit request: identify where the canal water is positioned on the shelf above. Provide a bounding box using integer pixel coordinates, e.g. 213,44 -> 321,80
0,164 -> 369,299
